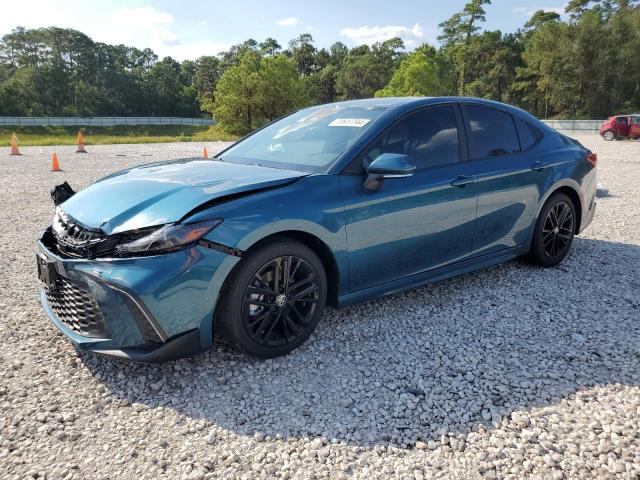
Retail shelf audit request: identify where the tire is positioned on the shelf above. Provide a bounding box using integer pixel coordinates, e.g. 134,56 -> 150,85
527,193 -> 577,267
602,130 -> 615,141
215,237 -> 327,358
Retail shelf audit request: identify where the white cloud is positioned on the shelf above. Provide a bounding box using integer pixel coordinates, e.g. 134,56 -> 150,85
276,17 -> 302,26
111,6 -> 173,29
340,23 -> 423,46
0,2 -> 229,61
92,6 -> 229,60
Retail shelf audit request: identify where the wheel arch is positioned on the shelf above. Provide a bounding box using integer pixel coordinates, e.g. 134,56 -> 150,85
536,182 -> 583,235
601,129 -> 615,140
242,230 -> 341,308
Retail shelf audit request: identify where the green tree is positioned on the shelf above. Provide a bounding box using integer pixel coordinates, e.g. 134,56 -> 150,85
194,56 -> 222,113
306,64 -> 338,104
212,52 -> 261,134
375,45 -> 453,97
259,37 -> 282,56
463,32 -> 522,103
335,38 -> 405,99
438,0 -> 491,94
257,55 -> 308,121
288,33 -> 317,75
212,52 -> 307,134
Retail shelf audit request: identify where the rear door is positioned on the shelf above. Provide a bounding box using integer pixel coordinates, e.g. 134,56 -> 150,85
462,105 -> 554,256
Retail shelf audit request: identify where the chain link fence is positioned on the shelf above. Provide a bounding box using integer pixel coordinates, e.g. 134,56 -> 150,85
542,119 -> 604,133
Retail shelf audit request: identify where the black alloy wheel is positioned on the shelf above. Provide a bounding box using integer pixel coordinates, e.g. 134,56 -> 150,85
243,256 -> 320,347
528,192 -> 576,267
216,238 -> 327,358
542,201 -> 575,258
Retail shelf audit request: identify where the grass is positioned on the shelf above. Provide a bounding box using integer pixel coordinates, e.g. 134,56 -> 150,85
0,124 -> 237,146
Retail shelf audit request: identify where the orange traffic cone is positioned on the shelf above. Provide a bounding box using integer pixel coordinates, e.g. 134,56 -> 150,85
51,153 -> 61,172
76,130 -> 87,153
10,133 -> 21,155
203,146 -> 208,159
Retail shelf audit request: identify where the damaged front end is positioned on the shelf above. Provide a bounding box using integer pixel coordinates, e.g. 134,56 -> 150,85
35,161 -> 307,360
42,206 -> 224,260
42,207 -> 122,259
36,206 -> 242,361
51,181 -> 76,206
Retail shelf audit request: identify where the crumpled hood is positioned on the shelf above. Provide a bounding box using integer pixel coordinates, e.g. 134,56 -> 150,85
60,158 -> 306,234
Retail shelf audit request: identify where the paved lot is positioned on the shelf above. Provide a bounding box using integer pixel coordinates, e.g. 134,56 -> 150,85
0,136 -> 638,479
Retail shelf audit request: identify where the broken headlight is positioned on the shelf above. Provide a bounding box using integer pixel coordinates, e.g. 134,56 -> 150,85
115,218 -> 223,256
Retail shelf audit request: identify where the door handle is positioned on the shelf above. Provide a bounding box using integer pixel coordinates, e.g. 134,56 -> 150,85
531,161 -> 548,171
451,176 -> 475,187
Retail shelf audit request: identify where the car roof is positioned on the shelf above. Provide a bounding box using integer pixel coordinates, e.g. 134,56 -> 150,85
319,96 -> 518,109
313,96 -> 540,123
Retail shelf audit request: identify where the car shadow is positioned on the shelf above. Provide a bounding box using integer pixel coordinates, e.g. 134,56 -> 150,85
80,237 -> 640,448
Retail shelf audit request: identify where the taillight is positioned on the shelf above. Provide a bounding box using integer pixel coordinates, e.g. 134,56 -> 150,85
586,153 -> 597,166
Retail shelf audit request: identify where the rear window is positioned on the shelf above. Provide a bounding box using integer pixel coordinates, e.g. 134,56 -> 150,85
514,117 -> 537,151
464,105 -> 520,160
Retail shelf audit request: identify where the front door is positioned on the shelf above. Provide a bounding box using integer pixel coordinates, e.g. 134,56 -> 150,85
629,116 -> 640,138
614,116 -> 630,137
339,104 -> 478,292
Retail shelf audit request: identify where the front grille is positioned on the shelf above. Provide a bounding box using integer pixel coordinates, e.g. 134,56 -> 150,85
49,208 -> 117,258
45,277 -> 108,338
48,208 -> 155,259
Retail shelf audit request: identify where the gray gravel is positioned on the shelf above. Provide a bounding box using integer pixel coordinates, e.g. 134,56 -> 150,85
0,136 -> 639,479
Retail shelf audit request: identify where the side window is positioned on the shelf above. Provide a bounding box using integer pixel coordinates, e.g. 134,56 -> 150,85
514,117 -> 537,151
362,105 -> 460,171
464,105 -> 520,159
631,116 -> 640,125
615,116 -> 628,125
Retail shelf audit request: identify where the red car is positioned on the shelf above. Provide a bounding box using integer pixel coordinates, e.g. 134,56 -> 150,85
600,114 -> 640,140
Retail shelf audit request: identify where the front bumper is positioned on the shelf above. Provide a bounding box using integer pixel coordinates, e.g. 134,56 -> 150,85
37,232 -> 241,362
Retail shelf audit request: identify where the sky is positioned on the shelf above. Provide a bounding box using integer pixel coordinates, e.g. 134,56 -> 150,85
1,0 -> 568,61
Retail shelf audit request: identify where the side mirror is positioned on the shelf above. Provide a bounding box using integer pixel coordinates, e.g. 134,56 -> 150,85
366,153 -> 416,178
364,153 -> 416,191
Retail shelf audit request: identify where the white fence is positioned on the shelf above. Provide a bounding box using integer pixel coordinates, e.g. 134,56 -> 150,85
0,116 -> 602,132
542,119 -> 603,133
0,117 -> 214,126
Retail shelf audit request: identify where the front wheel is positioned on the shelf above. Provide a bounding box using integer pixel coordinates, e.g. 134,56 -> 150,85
215,238 -> 327,358
602,130 -> 615,141
527,193 -> 576,267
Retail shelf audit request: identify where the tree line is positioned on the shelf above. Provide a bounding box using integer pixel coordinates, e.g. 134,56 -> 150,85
0,0 -> 638,134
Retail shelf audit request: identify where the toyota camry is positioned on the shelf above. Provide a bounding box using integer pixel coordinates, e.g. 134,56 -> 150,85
37,97 -> 597,361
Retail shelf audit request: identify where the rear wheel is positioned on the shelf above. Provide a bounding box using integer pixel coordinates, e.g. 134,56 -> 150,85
216,238 -> 327,358
527,193 -> 576,267
602,130 -> 615,141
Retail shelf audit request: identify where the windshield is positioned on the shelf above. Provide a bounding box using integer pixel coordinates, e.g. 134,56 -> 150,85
218,104 -> 389,172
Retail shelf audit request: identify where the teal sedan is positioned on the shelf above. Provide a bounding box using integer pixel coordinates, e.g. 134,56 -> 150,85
37,97 -> 597,361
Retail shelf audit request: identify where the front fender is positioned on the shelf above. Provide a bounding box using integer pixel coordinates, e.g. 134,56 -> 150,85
201,175 -> 350,298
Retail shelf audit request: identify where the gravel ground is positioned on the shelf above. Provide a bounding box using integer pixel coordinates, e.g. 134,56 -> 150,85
0,136 -> 638,479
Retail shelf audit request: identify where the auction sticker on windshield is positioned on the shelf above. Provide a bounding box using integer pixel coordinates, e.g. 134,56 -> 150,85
328,118 -> 371,127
